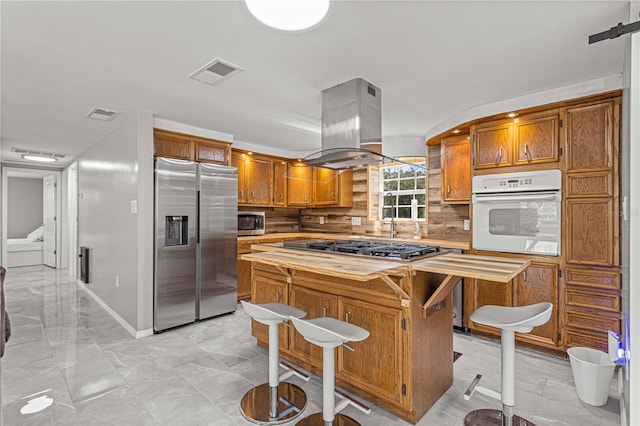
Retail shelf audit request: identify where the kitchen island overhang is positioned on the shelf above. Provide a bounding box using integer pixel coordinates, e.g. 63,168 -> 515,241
241,245 -> 529,423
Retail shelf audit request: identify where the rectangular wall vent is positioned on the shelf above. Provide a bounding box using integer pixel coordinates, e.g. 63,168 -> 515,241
189,58 -> 242,86
87,107 -> 118,121
11,147 -> 68,158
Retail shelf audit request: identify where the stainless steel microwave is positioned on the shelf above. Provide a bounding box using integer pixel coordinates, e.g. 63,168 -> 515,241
238,212 -> 265,236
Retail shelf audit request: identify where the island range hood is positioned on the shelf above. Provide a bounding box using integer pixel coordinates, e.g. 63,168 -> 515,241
305,77 -> 385,169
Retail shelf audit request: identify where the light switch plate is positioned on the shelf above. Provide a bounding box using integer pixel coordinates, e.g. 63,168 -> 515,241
319,216 -> 325,224
351,217 -> 362,226
463,219 -> 470,230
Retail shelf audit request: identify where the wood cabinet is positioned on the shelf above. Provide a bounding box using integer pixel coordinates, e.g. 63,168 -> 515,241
273,160 -> 288,206
468,261 -> 559,349
563,266 -> 621,351
289,285 -> 338,369
564,99 -> 619,267
286,162 -> 313,206
286,163 -> 353,207
232,152 -> 273,206
153,129 -> 231,164
250,264 -> 290,348
336,297 -> 405,405
471,110 -> 559,171
440,134 -> 470,203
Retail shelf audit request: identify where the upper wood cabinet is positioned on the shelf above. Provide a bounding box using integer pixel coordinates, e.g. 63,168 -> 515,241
153,129 -> 231,165
273,160 -> 288,207
440,134 -> 470,204
564,101 -> 614,173
232,152 -> 273,206
286,162 -> 313,207
286,163 -> 353,208
471,110 -> 559,171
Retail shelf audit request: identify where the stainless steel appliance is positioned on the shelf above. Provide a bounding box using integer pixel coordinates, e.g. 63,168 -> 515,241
154,157 -> 237,332
282,239 -> 444,261
237,211 -> 265,236
472,170 -> 562,256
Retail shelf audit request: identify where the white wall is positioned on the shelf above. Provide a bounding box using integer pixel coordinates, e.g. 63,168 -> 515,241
6,177 -> 43,238
77,111 -> 154,334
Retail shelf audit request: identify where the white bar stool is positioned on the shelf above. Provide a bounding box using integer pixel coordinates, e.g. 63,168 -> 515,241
290,316 -> 372,426
240,301 -> 310,425
464,302 -> 553,426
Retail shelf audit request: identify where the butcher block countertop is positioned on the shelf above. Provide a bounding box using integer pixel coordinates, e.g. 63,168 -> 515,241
243,244 -> 528,283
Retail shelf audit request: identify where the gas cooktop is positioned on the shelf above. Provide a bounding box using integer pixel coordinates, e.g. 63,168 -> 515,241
282,239 -> 445,261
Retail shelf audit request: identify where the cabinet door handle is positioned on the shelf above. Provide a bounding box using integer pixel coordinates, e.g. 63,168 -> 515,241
240,190 -> 244,197
447,185 -> 451,196
524,144 -> 531,161
345,311 -> 351,323
251,191 -> 255,199
331,192 -> 335,200
497,147 -> 503,163
304,195 -> 308,202
323,305 -> 329,317
276,291 -> 281,303
522,271 -> 527,282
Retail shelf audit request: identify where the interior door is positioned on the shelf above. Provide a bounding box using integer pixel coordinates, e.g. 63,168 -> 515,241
43,175 -> 56,267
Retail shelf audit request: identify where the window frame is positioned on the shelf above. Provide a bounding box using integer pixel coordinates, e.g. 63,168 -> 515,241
378,162 -> 427,221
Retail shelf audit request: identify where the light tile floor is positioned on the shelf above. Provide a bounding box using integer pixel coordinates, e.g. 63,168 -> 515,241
1,265 -> 621,425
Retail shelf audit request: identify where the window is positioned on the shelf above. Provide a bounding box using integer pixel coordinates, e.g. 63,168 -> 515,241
379,163 -> 426,220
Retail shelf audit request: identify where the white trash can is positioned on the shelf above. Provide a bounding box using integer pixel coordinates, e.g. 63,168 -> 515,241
567,347 -> 615,406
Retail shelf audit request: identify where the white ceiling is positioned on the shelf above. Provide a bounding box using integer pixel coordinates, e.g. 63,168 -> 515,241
0,1 -> 631,168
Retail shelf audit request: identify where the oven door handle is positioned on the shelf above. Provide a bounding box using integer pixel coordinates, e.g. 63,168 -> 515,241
473,192 -> 560,203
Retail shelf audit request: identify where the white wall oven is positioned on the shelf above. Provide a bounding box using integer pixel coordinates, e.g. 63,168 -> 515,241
472,170 -> 562,256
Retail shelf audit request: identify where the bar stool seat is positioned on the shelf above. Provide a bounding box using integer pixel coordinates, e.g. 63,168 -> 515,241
240,301 -> 310,425
464,302 -> 553,426
290,316 -> 371,426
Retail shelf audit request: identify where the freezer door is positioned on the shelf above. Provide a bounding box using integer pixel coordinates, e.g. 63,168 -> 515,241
154,158 -> 197,331
198,163 -> 238,319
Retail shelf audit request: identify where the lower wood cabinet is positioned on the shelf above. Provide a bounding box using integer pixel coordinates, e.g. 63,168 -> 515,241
250,264 -> 290,349
468,261 -> 560,350
336,297 -> 405,405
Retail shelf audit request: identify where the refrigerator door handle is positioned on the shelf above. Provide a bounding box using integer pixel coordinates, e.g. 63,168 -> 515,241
196,190 -> 201,244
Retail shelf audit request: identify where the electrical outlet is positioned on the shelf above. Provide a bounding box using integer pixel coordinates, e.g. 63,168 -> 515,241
115,275 -> 120,288
351,217 -> 362,226
319,216 -> 325,225
130,200 -> 137,214
463,219 -> 470,231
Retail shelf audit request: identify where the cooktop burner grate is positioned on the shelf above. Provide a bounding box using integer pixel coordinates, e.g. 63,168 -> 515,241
283,239 -> 444,261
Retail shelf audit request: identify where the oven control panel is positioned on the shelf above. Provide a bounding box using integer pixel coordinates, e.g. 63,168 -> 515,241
472,169 -> 562,193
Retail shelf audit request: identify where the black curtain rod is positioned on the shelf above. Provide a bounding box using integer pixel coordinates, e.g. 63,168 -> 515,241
589,20 -> 640,44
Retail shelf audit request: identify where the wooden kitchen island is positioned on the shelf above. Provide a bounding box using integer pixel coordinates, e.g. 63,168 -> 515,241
241,246 -> 529,424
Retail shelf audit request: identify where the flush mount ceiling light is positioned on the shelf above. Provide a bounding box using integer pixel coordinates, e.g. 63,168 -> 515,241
22,154 -> 57,163
245,0 -> 330,31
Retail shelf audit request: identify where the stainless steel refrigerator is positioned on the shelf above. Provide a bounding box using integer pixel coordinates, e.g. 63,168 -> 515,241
154,157 -> 237,332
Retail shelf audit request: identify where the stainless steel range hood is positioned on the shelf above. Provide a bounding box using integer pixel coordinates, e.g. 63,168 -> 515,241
305,78 -> 384,170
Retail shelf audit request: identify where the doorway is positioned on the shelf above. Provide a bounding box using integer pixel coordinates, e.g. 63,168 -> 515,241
1,167 -> 62,269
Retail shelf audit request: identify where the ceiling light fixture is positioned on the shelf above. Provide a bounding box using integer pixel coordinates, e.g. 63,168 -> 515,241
507,112 -> 518,118
22,154 -> 57,163
245,0 -> 330,31
452,129 -> 461,134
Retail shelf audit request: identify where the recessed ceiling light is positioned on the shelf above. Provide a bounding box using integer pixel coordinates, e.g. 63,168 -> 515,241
452,129 -> 461,134
245,0 -> 330,31
22,154 -> 57,163
507,112 -> 518,118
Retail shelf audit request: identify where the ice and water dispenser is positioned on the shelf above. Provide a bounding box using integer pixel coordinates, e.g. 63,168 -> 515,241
165,216 -> 189,246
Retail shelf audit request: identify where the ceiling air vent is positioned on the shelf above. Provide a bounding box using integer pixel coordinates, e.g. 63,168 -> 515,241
11,147 -> 67,159
189,58 -> 242,86
87,107 -> 118,121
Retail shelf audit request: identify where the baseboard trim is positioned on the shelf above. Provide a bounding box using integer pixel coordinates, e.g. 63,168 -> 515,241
76,279 -> 153,339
